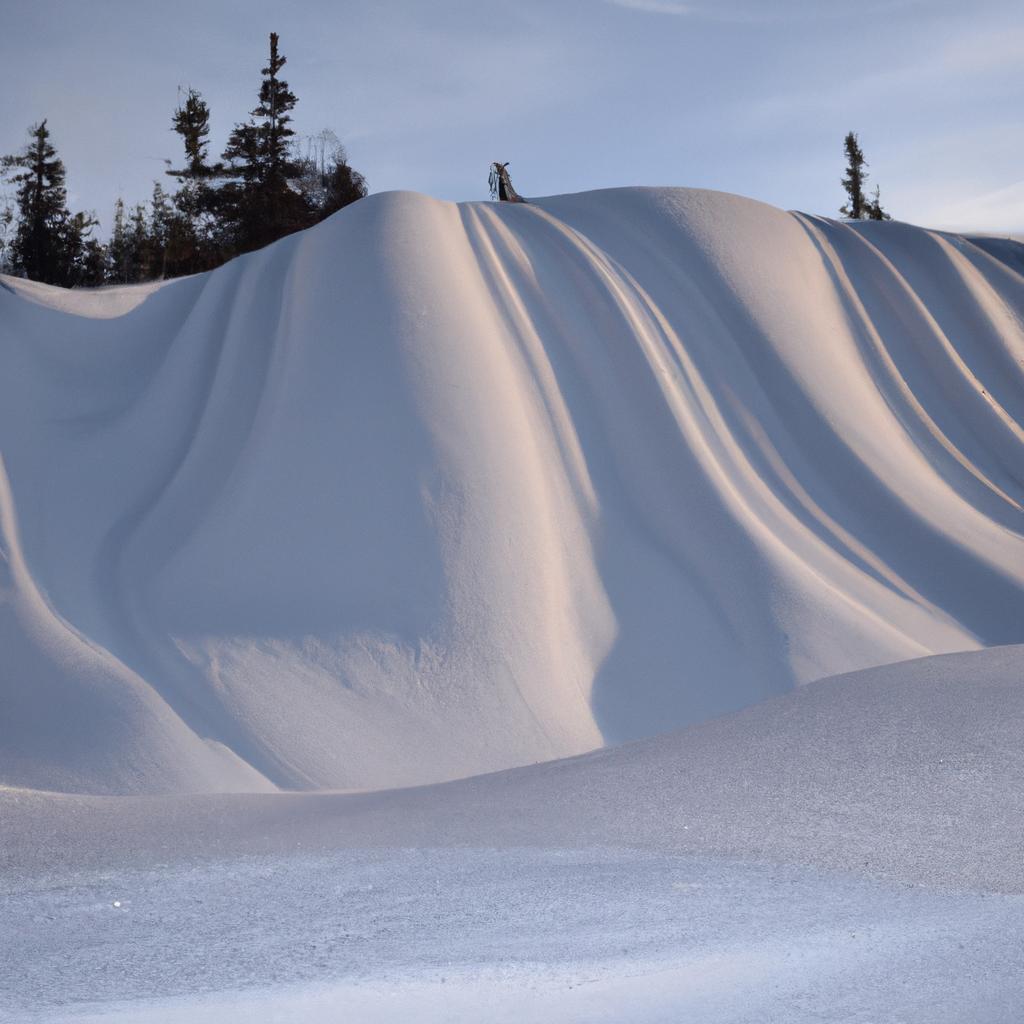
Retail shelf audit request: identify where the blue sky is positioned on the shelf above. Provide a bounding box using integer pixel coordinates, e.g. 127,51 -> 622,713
3,0 -> 1023,234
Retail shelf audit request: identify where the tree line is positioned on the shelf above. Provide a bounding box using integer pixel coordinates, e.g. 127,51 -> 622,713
0,32 -> 367,287
1,44 -> 895,291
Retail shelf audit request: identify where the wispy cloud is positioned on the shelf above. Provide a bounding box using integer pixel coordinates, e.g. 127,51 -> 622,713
604,0 -> 928,23
921,179 -> 1024,235
606,0 -> 697,14
730,21 -> 1024,136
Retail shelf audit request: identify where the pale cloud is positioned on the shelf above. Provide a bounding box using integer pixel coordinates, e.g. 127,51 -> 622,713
922,179 -> 1024,235
604,0 -> 929,22
939,25 -> 1024,75
734,22 -> 1024,132
606,0 -> 698,14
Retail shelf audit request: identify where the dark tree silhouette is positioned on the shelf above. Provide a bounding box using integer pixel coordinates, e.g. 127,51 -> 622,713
2,121 -> 87,284
107,198 -> 130,283
166,88 -> 223,274
840,132 -> 891,222
3,38 -> 368,286
221,32 -> 309,252
840,131 -> 868,220
866,185 -> 891,221
171,88 -> 212,176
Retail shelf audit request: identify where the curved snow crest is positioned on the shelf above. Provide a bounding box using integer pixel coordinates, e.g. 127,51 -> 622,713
1,186 -> 1022,795
0,273 -> 180,319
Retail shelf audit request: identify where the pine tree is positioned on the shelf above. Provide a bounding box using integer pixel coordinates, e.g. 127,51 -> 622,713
171,88 -> 212,176
866,185 -> 891,222
79,236 -> 109,286
2,121 -> 74,283
222,32 -> 309,252
166,88 -> 220,274
127,202 -> 149,282
59,210 -> 100,286
320,156 -> 367,217
839,133 -> 892,222
148,181 -> 173,278
254,32 -> 298,186
840,131 -> 868,220
108,198 -> 130,283
0,198 -> 13,274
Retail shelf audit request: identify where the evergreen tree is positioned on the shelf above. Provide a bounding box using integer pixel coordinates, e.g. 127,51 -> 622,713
222,32 -> 309,252
0,197 -> 13,274
2,121 -> 75,284
59,210 -> 100,286
171,88 -> 212,176
840,133 -> 892,222
108,198 -> 130,283
79,236 -> 109,286
148,181 -> 173,278
866,185 -> 891,221
166,88 -> 221,274
253,32 -> 299,187
127,202 -> 149,282
840,131 -> 868,220
321,157 -> 368,217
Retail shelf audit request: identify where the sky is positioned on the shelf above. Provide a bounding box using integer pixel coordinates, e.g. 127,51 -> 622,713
2,0 -> 1023,236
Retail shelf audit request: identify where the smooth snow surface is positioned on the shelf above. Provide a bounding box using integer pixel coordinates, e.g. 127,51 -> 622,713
3,647 -> 1024,1022
9,643 -> 1020,888
0,276 -> 174,319
6,850 -> 1024,1024
3,187 -> 1023,795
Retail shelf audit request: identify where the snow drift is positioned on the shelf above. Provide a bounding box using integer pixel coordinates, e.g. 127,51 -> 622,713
2,186 -> 1023,795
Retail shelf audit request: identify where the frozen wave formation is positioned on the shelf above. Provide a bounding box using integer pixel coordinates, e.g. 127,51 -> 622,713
2,186 -> 1023,795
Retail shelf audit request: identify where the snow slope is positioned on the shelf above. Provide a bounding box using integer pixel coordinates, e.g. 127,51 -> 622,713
5,643 -> 1022,888
2,187 -> 1023,794
4,646 -> 1024,1021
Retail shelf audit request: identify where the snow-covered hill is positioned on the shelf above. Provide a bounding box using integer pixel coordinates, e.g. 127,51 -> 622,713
2,186 -> 1023,795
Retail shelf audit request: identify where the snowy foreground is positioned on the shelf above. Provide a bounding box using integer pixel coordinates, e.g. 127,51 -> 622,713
2,187 -> 1023,1021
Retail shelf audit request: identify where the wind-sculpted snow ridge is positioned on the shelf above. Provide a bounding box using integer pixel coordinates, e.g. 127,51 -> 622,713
1,187 -> 1023,795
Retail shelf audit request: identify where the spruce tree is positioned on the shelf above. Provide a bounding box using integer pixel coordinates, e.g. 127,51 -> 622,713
867,185 -> 891,222
148,181 -> 173,278
0,198 -> 13,274
58,210 -> 100,287
320,156 -> 368,217
127,202 -> 149,282
222,32 -> 309,252
171,88 -> 212,176
2,121 -> 74,283
840,131 -> 868,220
253,32 -> 298,188
167,88 -> 220,273
108,198 -> 130,283
79,236 -> 109,286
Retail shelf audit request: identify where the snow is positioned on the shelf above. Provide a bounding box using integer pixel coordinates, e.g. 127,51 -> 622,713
3,644 -> 1024,1021
2,186 -> 1024,1021
2,186 -> 1023,796
6,849 -> 1024,1024
0,276 -> 175,319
